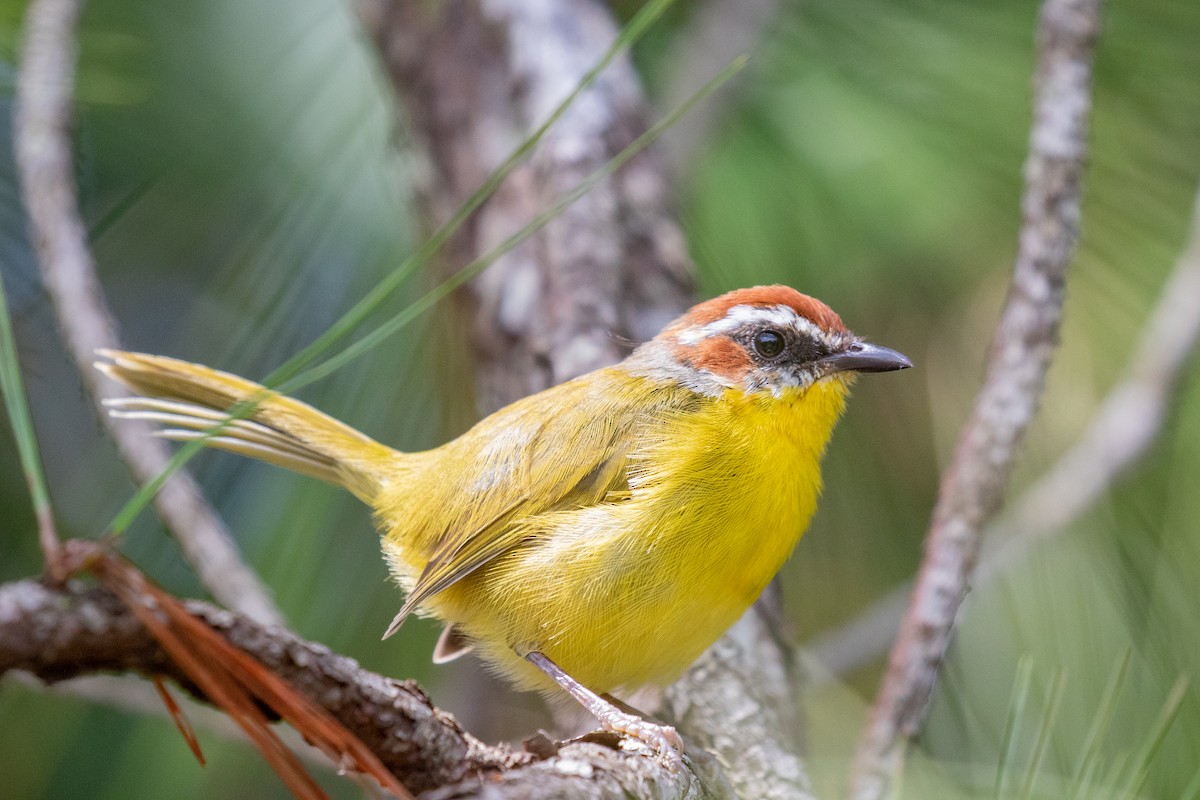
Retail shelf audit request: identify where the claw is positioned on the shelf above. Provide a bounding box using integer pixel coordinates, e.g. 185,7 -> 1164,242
524,650 -> 687,772
598,707 -> 684,771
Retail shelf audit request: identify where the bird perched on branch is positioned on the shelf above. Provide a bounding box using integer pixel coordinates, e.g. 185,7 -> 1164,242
98,284 -> 910,768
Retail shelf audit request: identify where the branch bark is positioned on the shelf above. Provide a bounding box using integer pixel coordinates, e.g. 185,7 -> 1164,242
850,1 -> 1102,796
0,578 -> 522,793
14,0 -> 282,626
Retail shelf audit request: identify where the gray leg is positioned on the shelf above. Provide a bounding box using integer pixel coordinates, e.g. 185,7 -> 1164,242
525,651 -> 684,771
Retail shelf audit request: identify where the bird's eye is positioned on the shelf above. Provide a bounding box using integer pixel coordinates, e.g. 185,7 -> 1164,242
753,329 -> 785,359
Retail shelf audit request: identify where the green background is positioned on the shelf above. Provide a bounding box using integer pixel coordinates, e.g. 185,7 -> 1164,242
1,0 -> 1198,797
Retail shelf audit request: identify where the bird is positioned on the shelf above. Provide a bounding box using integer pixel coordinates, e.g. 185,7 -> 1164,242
97,284 -> 910,767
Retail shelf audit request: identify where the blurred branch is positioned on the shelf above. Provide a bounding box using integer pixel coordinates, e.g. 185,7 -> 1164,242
850,1 -> 1102,797
813,186 -> 1200,678
360,1 -> 813,797
0,574 -> 739,798
14,0 -> 282,625
808,579 -> 910,681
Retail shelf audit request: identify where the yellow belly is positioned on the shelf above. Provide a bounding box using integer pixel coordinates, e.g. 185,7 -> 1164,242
427,378 -> 849,695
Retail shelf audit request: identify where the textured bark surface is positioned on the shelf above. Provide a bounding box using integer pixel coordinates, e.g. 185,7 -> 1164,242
661,605 -> 815,800
2,572 -> 757,797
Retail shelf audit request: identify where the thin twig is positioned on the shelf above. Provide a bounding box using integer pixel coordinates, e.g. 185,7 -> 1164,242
811,186 -> 1200,679
849,1 -> 1102,797
981,191 -> 1200,570
13,0 -> 282,625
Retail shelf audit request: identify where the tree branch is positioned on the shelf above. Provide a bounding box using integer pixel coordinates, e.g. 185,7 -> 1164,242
2,576 -> 740,798
980,188 -> 1200,569
850,1 -> 1102,796
0,578 -> 520,792
14,0 -> 283,625
661,603 -> 816,800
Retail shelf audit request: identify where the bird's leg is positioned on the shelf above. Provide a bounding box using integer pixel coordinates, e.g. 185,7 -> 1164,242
524,651 -> 684,771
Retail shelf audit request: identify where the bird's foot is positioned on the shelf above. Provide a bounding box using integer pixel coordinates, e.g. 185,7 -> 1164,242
522,651 -> 686,772
595,706 -> 684,772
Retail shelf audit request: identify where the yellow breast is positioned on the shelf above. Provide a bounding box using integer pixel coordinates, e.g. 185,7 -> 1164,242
425,375 -> 851,696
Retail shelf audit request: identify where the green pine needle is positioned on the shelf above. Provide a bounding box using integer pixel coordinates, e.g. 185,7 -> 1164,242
0,265 -> 56,552
1068,648 -> 1133,800
1018,667 -> 1067,800
1116,675 -> 1189,800
994,655 -> 1035,800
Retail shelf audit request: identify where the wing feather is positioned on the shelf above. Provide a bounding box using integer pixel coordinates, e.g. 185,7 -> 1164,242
382,368 -> 688,635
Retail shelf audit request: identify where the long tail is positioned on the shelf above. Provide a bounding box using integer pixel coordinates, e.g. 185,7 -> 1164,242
96,349 -> 396,503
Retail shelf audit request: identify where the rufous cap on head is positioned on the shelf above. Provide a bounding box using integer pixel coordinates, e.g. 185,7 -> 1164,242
672,285 -> 847,336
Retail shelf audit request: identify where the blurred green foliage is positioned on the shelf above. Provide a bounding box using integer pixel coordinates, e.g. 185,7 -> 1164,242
1,0 -> 1198,797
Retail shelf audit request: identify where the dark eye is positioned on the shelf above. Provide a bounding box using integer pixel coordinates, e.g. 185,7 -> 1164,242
753,329 -> 785,359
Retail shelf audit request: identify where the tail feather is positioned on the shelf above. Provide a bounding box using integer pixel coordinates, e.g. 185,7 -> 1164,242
104,397 -> 345,486
96,350 -> 395,503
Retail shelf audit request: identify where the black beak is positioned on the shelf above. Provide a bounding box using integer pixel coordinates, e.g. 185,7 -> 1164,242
819,341 -> 912,374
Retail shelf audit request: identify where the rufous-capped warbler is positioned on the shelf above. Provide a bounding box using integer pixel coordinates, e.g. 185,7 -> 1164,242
97,285 -> 910,766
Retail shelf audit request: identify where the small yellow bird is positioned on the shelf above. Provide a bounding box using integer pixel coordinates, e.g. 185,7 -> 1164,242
98,285 -> 909,764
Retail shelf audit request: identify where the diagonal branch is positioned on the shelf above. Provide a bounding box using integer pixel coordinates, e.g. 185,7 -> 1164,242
850,1 -> 1103,796
14,0 -> 282,625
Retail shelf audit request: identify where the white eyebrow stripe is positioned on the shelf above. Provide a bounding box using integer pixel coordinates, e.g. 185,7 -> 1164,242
676,303 -> 828,345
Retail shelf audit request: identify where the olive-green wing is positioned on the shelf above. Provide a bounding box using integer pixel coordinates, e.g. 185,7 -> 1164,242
384,372 -> 661,637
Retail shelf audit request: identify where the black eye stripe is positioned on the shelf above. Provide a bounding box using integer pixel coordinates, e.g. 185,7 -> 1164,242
742,327 -> 838,365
